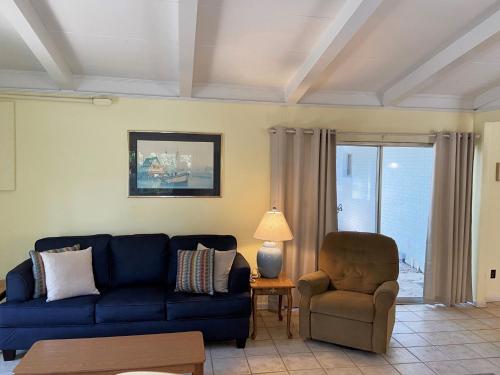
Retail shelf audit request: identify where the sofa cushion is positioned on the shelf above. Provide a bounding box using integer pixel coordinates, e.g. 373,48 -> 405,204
95,286 -> 165,323
110,234 -> 169,287
35,235 -> 112,289
0,295 -> 98,327
310,290 -> 374,323
166,290 -> 250,320
168,235 -> 236,286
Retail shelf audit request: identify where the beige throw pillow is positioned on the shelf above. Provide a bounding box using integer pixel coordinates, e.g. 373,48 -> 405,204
197,243 -> 236,293
40,247 -> 100,302
29,244 -> 80,298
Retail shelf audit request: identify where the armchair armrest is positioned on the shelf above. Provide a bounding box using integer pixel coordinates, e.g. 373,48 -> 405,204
228,253 -> 250,294
372,280 -> 399,353
6,259 -> 34,302
298,271 -> 330,338
298,270 -> 330,298
373,280 -> 399,311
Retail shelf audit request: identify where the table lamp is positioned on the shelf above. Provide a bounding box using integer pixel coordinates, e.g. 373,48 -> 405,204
253,207 -> 293,278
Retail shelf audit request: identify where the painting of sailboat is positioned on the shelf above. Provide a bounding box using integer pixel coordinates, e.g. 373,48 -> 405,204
129,131 -> 221,197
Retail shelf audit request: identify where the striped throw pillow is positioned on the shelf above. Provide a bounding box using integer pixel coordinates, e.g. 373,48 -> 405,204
29,244 -> 80,298
175,248 -> 214,295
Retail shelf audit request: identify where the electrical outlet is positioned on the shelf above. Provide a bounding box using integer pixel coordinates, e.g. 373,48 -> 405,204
491,270 -> 496,279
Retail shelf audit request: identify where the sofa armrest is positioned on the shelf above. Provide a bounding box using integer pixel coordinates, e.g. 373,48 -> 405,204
373,280 -> 399,311
298,271 -> 330,299
228,253 -> 250,294
6,259 -> 34,302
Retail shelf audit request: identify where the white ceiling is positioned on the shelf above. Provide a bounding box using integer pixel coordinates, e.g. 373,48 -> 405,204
2,0 -> 500,110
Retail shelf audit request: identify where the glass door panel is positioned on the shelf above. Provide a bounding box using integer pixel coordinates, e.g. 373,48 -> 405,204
336,144 -> 435,302
380,147 -> 434,299
336,146 -> 378,233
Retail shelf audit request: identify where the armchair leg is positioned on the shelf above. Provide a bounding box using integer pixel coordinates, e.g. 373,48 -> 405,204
2,350 -> 16,361
236,338 -> 246,349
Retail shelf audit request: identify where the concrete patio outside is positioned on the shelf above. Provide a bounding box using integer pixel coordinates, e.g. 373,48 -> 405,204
398,261 -> 424,298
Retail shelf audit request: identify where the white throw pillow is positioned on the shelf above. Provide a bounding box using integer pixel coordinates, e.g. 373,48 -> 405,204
197,243 -> 236,293
40,247 -> 100,302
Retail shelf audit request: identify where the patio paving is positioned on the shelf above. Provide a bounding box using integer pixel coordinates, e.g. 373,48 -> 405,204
399,261 -> 424,298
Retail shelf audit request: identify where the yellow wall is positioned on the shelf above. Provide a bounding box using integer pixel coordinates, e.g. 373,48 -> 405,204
0,102 -> 15,190
0,97 -> 473,278
473,111 -> 500,304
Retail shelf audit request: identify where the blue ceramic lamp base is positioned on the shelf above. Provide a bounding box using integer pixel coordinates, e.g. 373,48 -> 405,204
257,241 -> 282,278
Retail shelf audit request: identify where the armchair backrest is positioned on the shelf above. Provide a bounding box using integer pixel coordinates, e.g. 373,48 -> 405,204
319,231 -> 399,294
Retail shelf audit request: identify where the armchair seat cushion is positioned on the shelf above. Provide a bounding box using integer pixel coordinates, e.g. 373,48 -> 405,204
96,286 -> 165,323
310,290 -> 374,323
0,295 -> 98,327
166,290 -> 251,320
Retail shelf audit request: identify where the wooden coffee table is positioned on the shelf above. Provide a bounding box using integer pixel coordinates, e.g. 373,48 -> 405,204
250,276 -> 295,339
14,332 -> 205,375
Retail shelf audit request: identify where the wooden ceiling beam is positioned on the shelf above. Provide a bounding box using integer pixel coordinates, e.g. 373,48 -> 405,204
474,84 -> 500,110
285,0 -> 383,104
0,0 -> 73,89
383,7 -> 500,106
178,0 -> 198,97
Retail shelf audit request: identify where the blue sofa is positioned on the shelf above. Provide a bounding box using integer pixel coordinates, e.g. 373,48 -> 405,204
0,233 -> 251,361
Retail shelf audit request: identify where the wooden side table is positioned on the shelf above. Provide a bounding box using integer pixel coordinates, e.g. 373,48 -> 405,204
0,280 -> 5,301
250,276 -> 295,339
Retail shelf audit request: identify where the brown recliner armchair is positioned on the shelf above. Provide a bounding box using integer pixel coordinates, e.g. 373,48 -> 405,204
298,231 -> 399,353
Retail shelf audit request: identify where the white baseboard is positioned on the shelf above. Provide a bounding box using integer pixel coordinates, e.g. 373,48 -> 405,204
472,300 -> 488,307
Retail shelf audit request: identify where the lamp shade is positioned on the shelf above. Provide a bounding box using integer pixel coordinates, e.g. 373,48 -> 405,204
253,209 -> 293,242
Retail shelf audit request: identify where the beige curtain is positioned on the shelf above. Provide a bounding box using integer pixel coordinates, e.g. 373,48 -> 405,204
424,133 -> 475,306
270,127 -> 337,303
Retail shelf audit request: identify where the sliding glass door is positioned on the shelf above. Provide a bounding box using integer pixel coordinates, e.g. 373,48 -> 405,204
336,145 -> 434,301
336,146 -> 378,233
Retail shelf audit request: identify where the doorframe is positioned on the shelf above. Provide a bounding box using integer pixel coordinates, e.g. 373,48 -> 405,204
337,142 -> 434,304
375,146 -> 383,234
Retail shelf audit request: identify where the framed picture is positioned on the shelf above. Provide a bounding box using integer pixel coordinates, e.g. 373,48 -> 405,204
128,131 -> 222,197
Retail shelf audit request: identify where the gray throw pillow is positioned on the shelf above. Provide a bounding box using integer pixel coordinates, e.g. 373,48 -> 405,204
197,243 -> 236,293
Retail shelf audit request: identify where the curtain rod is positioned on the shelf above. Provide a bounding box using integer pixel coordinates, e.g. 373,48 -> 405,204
268,128 -> 480,139
0,92 -> 113,105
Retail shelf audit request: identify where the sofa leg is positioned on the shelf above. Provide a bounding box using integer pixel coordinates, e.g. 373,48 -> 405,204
2,350 -> 16,361
236,338 -> 246,349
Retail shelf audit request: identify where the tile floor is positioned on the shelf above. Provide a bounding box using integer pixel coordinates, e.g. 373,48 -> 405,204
4,303 -> 500,374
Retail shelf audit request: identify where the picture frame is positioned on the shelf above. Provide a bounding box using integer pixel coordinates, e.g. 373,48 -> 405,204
128,131 -> 222,197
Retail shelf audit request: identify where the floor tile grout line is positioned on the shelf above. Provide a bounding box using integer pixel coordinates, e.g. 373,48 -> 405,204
6,306 -> 500,375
